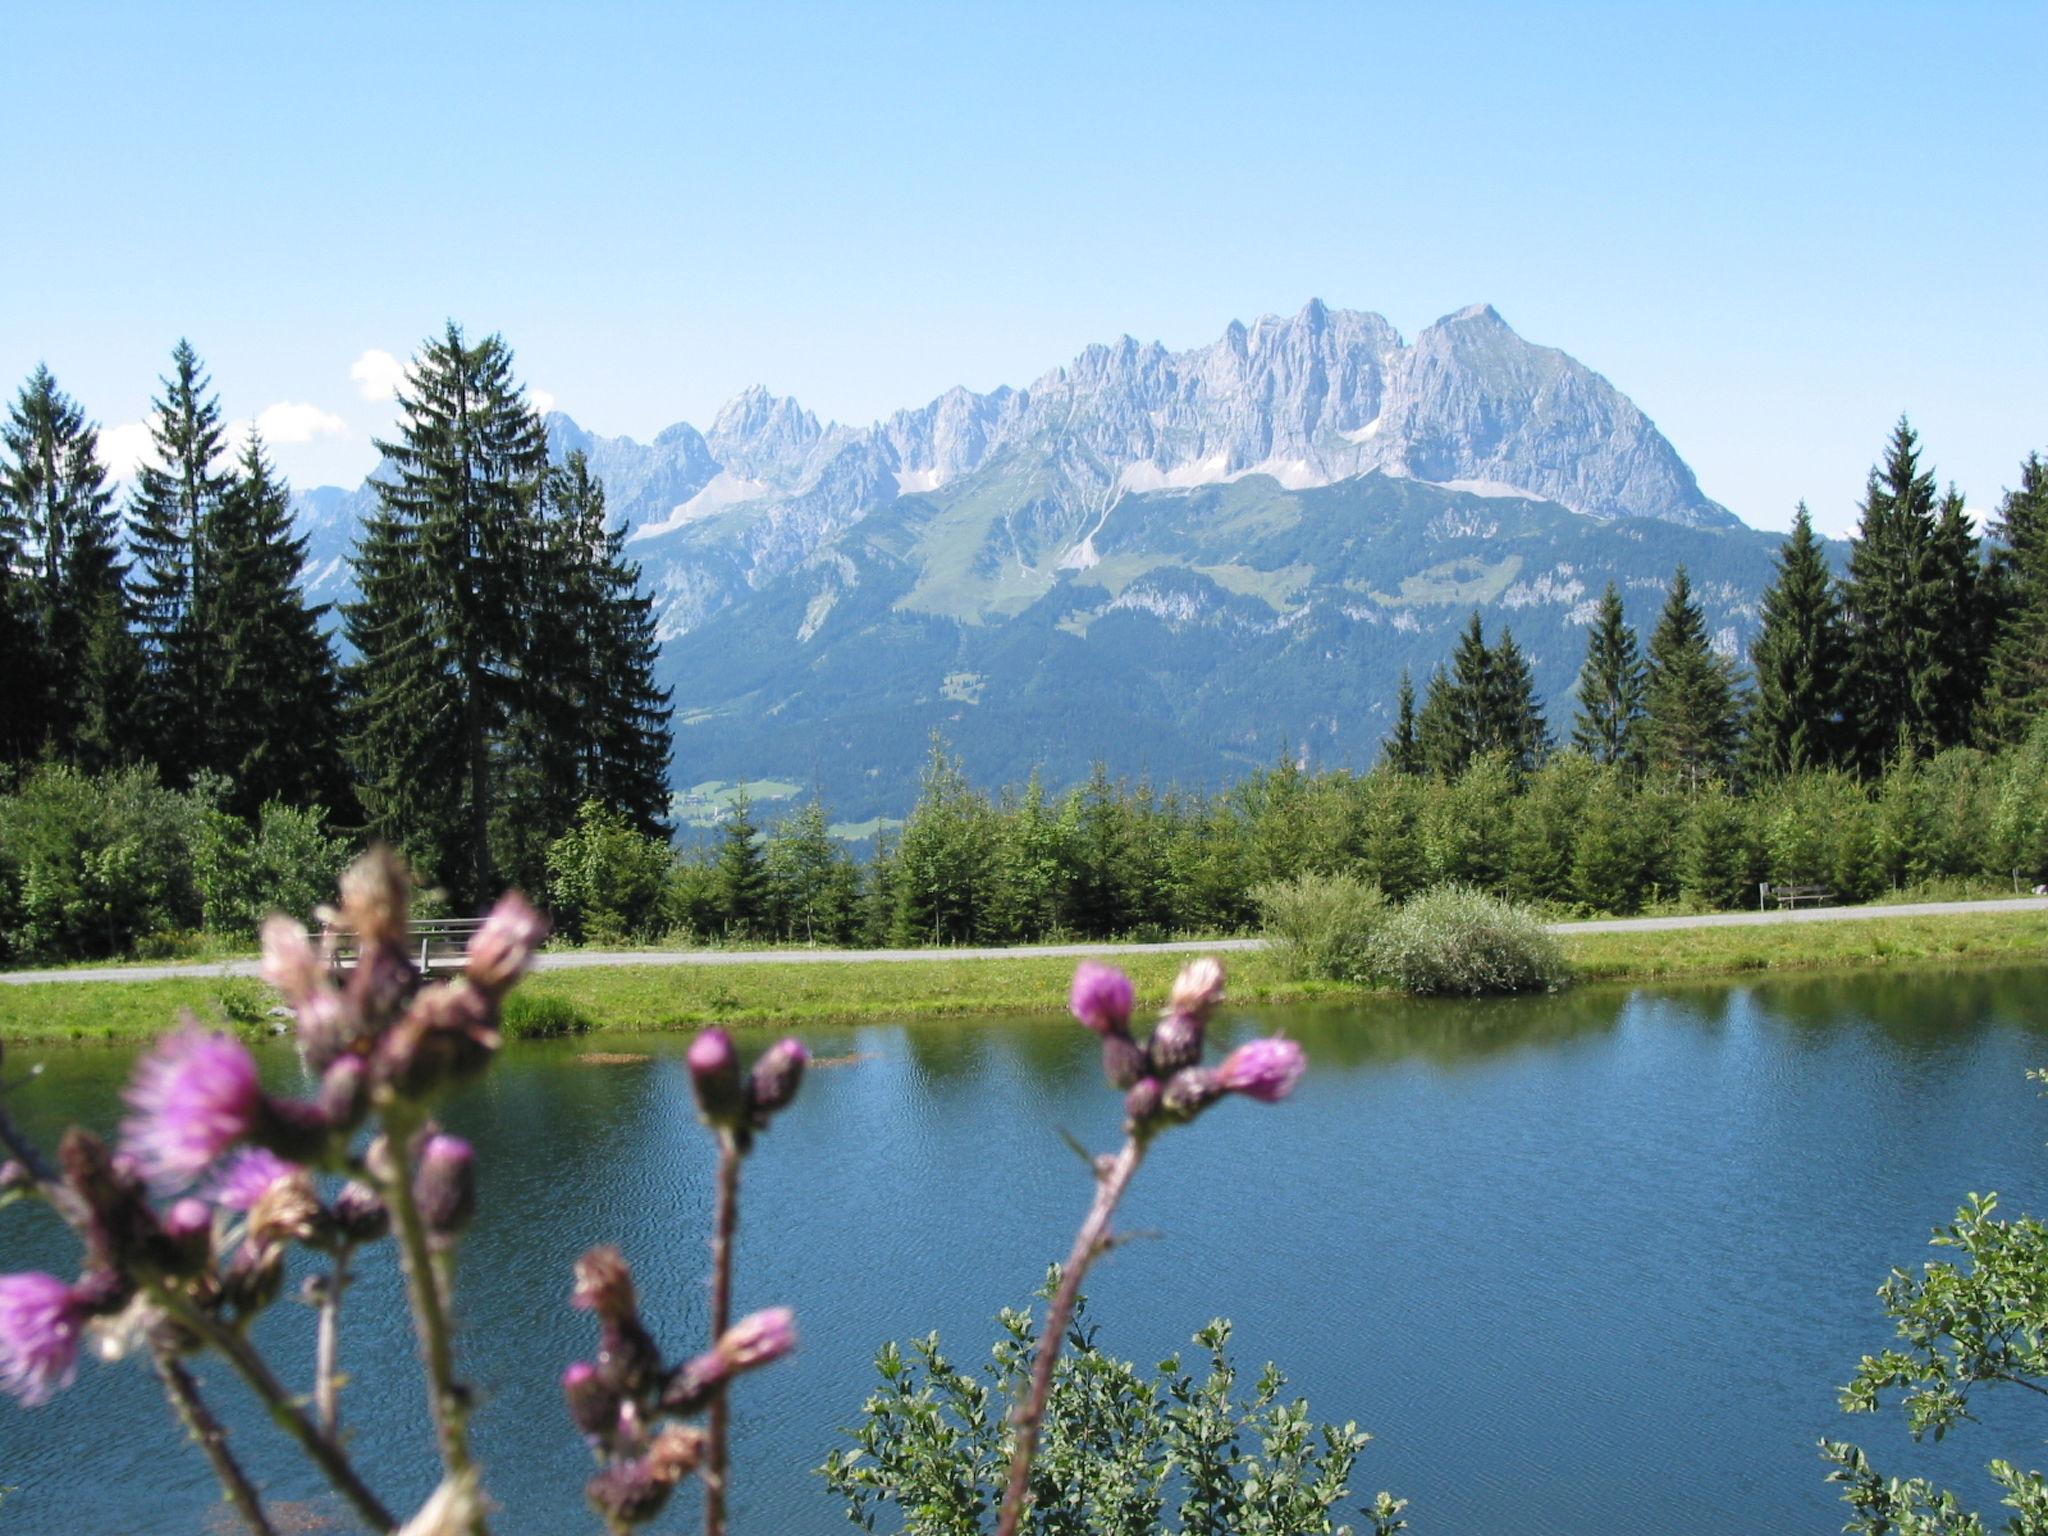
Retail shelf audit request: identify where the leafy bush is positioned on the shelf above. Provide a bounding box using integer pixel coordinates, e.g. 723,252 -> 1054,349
823,1285 -> 1405,1536
1253,872 -> 1389,983
500,991 -> 594,1039
1367,884 -> 1569,996
545,799 -> 676,943
192,798 -> 350,937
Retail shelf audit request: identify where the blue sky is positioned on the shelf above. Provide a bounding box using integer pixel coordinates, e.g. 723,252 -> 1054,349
2,1 -> 2041,535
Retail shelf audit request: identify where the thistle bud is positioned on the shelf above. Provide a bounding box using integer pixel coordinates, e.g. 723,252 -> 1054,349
1068,962 -> 1135,1036
339,846 -> 410,951
1147,1011 -> 1204,1074
1160,1066 -> 1224,1122
1123,1077 -> 1164,1133
465,892 -> 549,996
248,1092 -> 333,1165
260,916 -> 327,1006
160,1198 -> 214,1273
658,1349 -> 729,1415
572,1246 -> 637,1322
0,1160 -> 31,1195
746,1038 -> 808,1123
318,1056 -> 369,1131
717,1306 -> 797,1370
1101,1032 -> 1148,1090
329,1181 -> 390,1245
414,1134 -> 476,1237
1216,1037 -> 1307,1103
1168,957 -> 1227,1022
584,1454 -> 677,1528
686,1030 -> 745,1128
221,1241 -> 285,1318
563,1360 -> 623,1443
376,984 -> 501,1102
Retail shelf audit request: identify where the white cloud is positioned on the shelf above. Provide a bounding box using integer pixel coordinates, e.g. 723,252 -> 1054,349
100,421 -> 157,480
530,387 -> 557,415
252,401 -> 348,445
350,348 -> 407,402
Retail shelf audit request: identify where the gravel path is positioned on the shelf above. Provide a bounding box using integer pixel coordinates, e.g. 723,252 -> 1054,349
5,896 -> 2045,987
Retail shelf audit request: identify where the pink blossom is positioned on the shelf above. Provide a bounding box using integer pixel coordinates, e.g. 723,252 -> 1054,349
717,1306 -> 797,1370
1068,963 -> 1135,1036
0,1273 -> 86,1406
120,1028 -> 263,1190
206,1148 -> 299,1212
1216,1037 -> 1307,1104
466,892 -> 549,993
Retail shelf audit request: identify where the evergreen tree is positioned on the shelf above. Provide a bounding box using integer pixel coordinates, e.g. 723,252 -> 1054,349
1985,454 -> 2048,744
0,365 -> 143,766
127,341 -> 232,777
1569,582 -> 1646,767
1643,566 -> 1744,789
1415,615 -> 1546,776
343,324 -> 550,906
713,794 -> 768,937
1927,483 -> 1987,750
204,435 -> 346,817
891,734 -> 993,944
1414,664 -> 1461,779
765,800 -> 856,943
540,452 -> 673,832
1842,418 -> 1944,766
1382,669 -> 1421,774
1746,504 -> 1848,776
0,484 -> 37,763
1485,627 -> 1549,772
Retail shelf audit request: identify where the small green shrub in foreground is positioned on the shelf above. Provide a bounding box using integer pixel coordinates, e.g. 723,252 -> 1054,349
1254,872 -> 1390,983
1368,884 -> 1570,996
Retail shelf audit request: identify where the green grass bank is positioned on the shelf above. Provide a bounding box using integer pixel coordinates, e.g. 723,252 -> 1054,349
4,910 -> 2048,1047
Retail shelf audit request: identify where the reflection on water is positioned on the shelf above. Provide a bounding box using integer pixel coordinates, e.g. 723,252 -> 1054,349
4,965 -> 2048,1534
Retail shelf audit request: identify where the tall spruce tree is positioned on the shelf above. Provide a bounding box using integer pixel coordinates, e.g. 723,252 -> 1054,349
1643,565 -> 1744,788
1570,582 -> 1646,767
0,482 -> 36,763
127,340 -> 232,778
344,323 -> 550,906
205,434 -> 347,816
1382,669 -> 1421,774
1414,613 -> 1546,776
1745,504 -> 1848,776
1985,454 -> 2048,744
0,365 -> 144,766
1486,627 -> 1550,772
1842,418 -> 1944,766
1927,483 -> 1987,750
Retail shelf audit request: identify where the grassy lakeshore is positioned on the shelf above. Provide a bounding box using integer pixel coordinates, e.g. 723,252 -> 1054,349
3,909 -> 2048,1046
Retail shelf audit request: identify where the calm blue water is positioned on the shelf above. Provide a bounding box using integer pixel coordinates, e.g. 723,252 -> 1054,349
4,967 -> 2048,1534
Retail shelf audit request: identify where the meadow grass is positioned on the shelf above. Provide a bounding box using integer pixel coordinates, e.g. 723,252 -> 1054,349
4,910 -> 2048,1046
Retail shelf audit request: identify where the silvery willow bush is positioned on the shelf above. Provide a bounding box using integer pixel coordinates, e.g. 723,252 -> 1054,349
1365,885 -> 1568,997
0,853 -> 1336,1535
1252,872 -> 1389,984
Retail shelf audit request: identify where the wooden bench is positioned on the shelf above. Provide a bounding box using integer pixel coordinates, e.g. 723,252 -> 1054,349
1760,882 -> 1834,911
327,918 -> 491,973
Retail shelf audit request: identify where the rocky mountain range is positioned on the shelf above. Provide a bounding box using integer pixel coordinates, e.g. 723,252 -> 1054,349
296,302 -> 1796,828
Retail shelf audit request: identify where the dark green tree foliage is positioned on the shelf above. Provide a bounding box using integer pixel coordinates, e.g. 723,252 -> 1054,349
1746,504 -> 1849,776
1382,669 -> 1421,774
1643,566 -> 1744,788
713,794 -> 769,937
535,452 -> 674,834
1569,582 -> 1646,767
127,341 -> 232,776
1416,613 -> 1548,777
1927,485 -> 1987,751
204,436 -> 346,817
764,800 -> 858,944
0,491 -> 39,763
344,324 -> 550,906
892,734 -> 995,944
0,365 -> 143,767
1843,419 -> 1945,766
1985,454 -> 2048,745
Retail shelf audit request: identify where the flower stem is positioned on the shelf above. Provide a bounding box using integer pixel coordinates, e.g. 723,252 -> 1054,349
704,1131 -> 742,1536
994,1136 -> 1146,1536
378,1117 -> 482,1517
154,1345 -> 278,1536
153,1287 -> 397,1533
316,1247 -> 351,1437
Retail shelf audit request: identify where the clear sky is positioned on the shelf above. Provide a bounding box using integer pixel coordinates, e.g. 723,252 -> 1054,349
3,1 -> 2042,535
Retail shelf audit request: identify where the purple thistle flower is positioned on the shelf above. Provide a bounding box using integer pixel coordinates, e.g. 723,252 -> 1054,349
0,1273 -> 86,1406
747,1038 -> 809,1121
414,1133 -> 477,1236
1069,962 -> 1136,1036
717,1306 -> 797,1370
120,1027 -> 263,1190
466,892 -> 549,994
1168,956 -> 1227,1020
686,1028 -> 746,1127
207,1148 -> 299,1213
563,1360 -> 623,1442
1217,1037 -> 1307,1103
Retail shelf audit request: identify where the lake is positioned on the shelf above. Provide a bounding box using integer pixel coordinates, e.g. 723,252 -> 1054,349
4,965 -> 2048,1533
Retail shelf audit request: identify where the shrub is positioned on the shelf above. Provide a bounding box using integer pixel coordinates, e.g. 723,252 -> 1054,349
545,799 -> 676,943
1367,884 -> 1569,996
192,799 -> 350,937
1253,872 -> 1389,983
823,1285 -> 1405,1536
500,990 -> 594,1039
